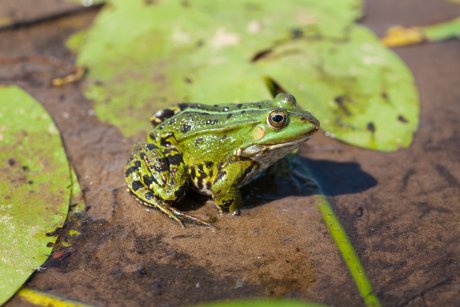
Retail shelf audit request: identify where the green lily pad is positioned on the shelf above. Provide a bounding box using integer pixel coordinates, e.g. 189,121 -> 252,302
71,0 -> 419,151
0,86 -> 71,304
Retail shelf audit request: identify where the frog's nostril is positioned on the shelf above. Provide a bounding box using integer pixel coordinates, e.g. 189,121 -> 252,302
301,115 -> 320,130
300,114 -> 314,123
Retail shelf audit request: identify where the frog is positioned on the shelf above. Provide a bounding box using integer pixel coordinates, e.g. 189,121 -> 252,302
124,93 -> 319,227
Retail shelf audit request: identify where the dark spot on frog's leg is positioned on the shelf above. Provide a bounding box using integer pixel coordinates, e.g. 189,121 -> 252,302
367,122 -> 376,133
208,170 -> 213,178
7,158 -> 16,166
153,157 -> 169,172
125,166 -> 138,177
168,154 -> 183,166
196,178 -> 204,190
214,171 -> 227,183
197,164 -> 207,178
226,113 -> 233,119
139,152 -> 146,160
398,115 -> 409,123
134,160 -> 142,168
132,180 -> 143,192
145,191 -> 154,200
160,138 -> 172,147
180,124 -> 192,133
189,166 -> 196,179
163,148 -> 176,155
143,175 -> 155,187
146,143 -> 157,151
237,103 -> 243,108
205,181 -> 212,191
205,161 -> 214,169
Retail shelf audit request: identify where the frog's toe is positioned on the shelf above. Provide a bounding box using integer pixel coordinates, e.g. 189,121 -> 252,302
169,207 -> 215,228
232,209 -> 241,216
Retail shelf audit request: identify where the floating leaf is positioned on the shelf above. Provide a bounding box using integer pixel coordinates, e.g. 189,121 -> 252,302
0,86 -> 71,304
71,0 -> 419,151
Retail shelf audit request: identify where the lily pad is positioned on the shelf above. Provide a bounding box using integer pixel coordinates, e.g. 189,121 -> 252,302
0,86 -> 71,304
71,0 -> 419,151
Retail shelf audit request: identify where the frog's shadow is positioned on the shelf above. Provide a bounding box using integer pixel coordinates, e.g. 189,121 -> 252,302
176,157 -> 377,212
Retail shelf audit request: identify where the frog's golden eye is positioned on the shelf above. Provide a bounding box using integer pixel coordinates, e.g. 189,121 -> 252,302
267,109 -> 288,130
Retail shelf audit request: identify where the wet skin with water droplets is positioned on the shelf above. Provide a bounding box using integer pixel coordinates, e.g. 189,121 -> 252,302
125,93 -> 320,227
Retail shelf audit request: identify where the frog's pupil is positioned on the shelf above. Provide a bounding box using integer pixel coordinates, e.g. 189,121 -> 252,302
272,114 -> 284,123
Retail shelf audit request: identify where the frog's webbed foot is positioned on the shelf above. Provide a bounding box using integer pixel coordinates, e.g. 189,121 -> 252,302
168,207 -> 215,228
135,195 -> 214,228
212,185 -> 243,215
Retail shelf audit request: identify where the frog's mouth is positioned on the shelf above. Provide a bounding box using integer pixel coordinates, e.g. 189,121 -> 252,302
237,135 -> 310,158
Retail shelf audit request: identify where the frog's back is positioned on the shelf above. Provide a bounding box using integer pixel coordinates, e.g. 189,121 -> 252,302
150,101 -> 273,127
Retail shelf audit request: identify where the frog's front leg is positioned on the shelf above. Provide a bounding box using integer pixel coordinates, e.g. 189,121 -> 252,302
211,160 -> 253,214
125,142 -> 212,227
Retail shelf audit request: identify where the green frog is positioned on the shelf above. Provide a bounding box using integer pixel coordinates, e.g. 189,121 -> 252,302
125,93 -> 319,227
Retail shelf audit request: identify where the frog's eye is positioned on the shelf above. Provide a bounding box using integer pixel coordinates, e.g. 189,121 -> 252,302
267,109 -> 288,130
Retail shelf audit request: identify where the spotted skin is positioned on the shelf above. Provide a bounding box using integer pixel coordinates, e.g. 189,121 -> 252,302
125,93 -> 320,227
125,142 -> 212,227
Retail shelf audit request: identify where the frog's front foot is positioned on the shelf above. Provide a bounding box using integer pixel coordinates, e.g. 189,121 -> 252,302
212,188 -> 242,216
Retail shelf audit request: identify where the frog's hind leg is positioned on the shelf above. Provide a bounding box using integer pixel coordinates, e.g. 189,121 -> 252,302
125,142 -> 213,227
